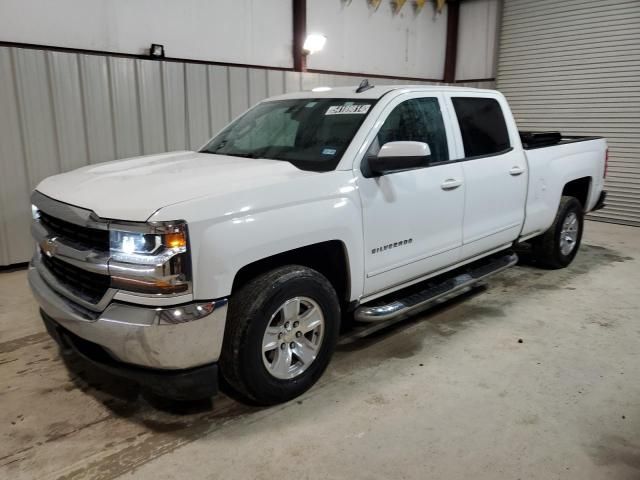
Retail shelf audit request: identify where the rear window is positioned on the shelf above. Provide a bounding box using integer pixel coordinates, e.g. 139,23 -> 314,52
452,97 -> 510,157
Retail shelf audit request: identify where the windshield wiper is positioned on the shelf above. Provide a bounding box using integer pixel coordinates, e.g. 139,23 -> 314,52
227,152 -> 259,159
201,151 -> 260,159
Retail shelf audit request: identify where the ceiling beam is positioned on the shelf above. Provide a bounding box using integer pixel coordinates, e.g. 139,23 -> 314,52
443,0 -> 460,83
292,0 -> 307,72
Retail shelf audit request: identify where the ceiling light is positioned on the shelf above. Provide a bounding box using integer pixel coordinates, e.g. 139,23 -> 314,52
303,34 -> 327,55
312,86 -> 332,92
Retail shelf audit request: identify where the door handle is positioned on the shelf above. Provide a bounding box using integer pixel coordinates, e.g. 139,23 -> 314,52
441,178 -> 463,190
509,166 -> 525,176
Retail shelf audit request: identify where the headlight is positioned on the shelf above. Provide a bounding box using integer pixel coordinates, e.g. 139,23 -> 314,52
109,224 -> 188,262
110,231 -> 162,256
31,204 -> 40,220
109,222 -> 191,295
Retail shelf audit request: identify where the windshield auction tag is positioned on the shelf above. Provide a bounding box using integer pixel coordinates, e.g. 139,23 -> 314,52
325,104 -> 371,115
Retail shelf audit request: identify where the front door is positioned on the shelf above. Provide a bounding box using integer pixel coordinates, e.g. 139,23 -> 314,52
356,93 -> 465,297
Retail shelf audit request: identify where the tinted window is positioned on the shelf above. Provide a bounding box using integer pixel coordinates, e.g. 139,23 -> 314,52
369,97 -> 449,164
201,98 -> 376,172
452,97 -> 510,157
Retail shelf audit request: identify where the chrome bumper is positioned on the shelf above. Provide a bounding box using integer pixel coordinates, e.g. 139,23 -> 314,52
28,264 -> 228,370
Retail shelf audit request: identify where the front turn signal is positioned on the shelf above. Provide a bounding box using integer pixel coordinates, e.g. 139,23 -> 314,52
165,231 -> 187,250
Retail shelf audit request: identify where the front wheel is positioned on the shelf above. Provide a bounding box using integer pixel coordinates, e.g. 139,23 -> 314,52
531,195 -> 584,269
220,265 -> 340,405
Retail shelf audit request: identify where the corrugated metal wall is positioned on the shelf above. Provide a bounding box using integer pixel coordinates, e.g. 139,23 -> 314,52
0,45 -> 494,266
497,0 -> 640,226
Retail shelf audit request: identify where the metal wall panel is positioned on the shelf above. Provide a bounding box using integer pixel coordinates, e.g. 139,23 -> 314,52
109,56 -> 142,158
229,67 -> 249,119
0,45 -> 495,265
48,52 -> 89,172
208,65 -> 231,135
162,61 -> 188,151
185,63 -> 210,150
137,59 -> 166,154
267,70 -> 286,97
248,69 -> 268,106
0,49 -> 31,265
456,0 -> 500,81
80,54 -> 116,164
285,71 -> 302,93
13,49 -> 60,187
497,0 -> 640,226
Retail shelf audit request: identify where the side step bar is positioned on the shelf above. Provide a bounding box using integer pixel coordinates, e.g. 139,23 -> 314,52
342,252 -> 518,343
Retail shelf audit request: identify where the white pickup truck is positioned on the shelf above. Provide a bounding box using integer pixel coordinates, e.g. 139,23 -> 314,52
29,84 -> 607,405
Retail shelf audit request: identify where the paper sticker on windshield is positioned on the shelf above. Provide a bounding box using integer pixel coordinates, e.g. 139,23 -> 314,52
325,104 -> 371,115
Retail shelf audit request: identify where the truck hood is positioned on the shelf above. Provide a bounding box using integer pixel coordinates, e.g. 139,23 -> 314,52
36,151 -> 315,221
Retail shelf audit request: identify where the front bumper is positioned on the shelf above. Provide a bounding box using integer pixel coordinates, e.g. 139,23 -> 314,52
41,310 -> 219,400
28,263 -> 228,371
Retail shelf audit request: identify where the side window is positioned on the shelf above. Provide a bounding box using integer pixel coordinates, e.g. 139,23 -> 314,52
451,97 -> 510,157
369,97 -> 449,164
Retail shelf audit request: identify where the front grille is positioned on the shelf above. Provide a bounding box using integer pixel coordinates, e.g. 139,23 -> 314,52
41,252 -> 110,304
40,211 -> 109,251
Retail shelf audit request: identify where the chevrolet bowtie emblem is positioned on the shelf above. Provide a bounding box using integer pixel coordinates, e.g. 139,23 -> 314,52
41,237 -> 58,257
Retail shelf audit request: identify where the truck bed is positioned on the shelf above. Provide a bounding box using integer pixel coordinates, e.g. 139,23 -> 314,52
520,135 -> 607,239
519,131 -> 602,150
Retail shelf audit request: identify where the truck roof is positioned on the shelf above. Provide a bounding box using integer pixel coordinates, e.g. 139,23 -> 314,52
268,84 -> 498,101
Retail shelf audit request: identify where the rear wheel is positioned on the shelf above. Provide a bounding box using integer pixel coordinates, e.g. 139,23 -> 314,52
220,265 -> 340,405
531,195 -> 584,269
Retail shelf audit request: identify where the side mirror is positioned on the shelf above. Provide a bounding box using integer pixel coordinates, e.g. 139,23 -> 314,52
368,141 -> 431,176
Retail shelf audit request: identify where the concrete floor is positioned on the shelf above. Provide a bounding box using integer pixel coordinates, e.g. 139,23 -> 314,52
1,220 -> 639,480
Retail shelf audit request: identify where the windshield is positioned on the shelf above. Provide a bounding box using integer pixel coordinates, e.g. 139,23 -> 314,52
200,98 -> 376,172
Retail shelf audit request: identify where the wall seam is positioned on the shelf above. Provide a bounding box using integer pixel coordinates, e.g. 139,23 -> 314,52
226,67 -> 232,121
183,63 -> 190,149
134,60 -> 144,155
106,57 -> 119,159
160,62 -> 169,152
246,68 -> 251,108
44,51 -> 63,172
265,69 -> 271,98
76,55 -> 91,166
205,65 -> 212,139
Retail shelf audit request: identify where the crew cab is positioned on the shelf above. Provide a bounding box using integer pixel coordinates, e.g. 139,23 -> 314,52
28,84 -> 607,405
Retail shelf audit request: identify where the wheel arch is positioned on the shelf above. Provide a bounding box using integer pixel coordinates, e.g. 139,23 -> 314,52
231,240 -> 351,306
562,176 -> 592,209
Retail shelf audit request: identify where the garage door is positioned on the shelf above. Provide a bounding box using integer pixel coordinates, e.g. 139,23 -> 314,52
496,0 -> 640,226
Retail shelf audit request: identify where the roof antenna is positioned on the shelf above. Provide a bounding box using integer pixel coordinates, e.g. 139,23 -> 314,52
356,78 -> 374,93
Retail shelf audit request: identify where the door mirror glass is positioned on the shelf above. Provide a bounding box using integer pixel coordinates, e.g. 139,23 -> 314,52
368,141 -> 431,176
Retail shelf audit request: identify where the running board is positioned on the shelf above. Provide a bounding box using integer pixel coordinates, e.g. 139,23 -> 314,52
341,252 -> 518,343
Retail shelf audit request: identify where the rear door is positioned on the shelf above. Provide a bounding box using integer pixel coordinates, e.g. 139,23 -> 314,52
445,94 -> 527,259
356,92 -> 465,297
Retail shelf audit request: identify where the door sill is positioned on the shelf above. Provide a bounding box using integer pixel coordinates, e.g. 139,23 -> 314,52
360,242 -> 513,304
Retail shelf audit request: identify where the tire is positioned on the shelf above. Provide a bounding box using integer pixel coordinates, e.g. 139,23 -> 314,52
220,265 -> 340,405
531,195 -> 584,269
